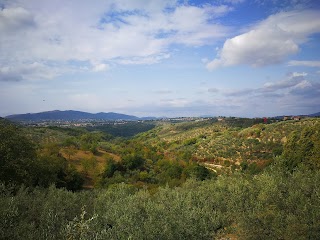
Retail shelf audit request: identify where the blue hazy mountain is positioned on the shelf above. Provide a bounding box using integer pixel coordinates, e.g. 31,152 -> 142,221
5,110 -> 140,121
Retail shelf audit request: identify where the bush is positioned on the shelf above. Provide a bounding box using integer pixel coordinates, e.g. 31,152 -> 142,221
0,120 -> 37,185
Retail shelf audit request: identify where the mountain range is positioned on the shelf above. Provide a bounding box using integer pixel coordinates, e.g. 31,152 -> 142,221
5,110 -> 141,121
5,110 -> 320,122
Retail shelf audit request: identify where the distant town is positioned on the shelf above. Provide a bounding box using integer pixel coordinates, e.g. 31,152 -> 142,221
14,115 -> 317,128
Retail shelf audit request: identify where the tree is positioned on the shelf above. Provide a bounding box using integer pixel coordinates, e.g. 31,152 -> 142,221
191,164 -> 212,180
122,154 -> 145,171
80,133 -> 101,153
103,157 -> 119,178
282,123 -> 320,170
0,120 -> 37,185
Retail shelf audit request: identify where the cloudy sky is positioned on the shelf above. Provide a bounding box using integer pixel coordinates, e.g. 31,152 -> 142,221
1,0 -> 320,117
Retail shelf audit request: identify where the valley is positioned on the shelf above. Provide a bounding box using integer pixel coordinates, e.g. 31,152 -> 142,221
1,116 -> 320,239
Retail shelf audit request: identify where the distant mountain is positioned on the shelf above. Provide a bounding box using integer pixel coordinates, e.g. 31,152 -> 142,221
140,116 -> 159,120
5,110 -> 139,122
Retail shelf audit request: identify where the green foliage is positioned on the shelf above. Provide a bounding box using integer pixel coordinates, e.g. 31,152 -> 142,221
1,161 -> 319,239
86,122 -> 156,137
102,157 -> 119,178
63,137 -> 80,148
191,164 -> 214,180
34,154 -> 84,191
80,132 -> 102,153
232,161 -> 320,239
0,184 -> 94,240
282,122 -> 320,170
183,137 -> 197,146
122,154 -> 145,170
47,126 -> 86,137
0,120 -> 37,185
0,120 -> 84,190
2,118 -> 320,239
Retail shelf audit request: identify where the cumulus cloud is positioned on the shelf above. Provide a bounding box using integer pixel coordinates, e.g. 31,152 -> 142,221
290,80 -> 320,98
223,72 -> 314,97
206,10 -> 320,70
267,73 -> 307,92
217,72 -> 320,116
291,72 -> 308,77
0,62 -> 64,81
0,0 -> 232,81
0,7 -> 35,32
262,73 -> 305,92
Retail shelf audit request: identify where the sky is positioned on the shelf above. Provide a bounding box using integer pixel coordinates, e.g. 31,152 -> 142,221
1,0 -> 320,118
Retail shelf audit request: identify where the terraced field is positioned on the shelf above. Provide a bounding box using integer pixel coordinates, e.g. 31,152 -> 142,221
137,118 -> 320,172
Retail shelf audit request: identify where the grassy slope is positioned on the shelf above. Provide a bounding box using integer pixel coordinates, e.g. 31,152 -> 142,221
22,126 -> 121,188
60,149 -> 120,189
137,118 -> 320,172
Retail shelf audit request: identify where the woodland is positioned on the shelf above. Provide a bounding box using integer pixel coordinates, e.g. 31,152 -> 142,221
0,117 -> 319,239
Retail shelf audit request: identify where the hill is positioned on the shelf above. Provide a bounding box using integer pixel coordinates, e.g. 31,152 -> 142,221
5,110 -> 139,121
273,111 -> 320,119
135,117 -> 320,173
19,116 -> 320,177
1,116 -> 320,239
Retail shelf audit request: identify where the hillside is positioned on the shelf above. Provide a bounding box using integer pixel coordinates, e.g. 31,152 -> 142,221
135,117 -> 320,173
9,116 -> 320,185
1,117 -> 320,239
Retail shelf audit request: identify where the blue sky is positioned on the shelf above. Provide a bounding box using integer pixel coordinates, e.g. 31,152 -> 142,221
0,0 -> 320,117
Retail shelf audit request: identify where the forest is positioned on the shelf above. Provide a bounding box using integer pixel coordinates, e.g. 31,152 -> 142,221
1,117 -> 319,239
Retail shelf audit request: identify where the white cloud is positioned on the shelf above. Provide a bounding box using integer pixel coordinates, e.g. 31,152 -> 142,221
0,7 -> 35,32
262,76 -> 302,92
0,1 -> 232,81
288,60 -> 320,67
291,72 -> 307,77
293,79 -> 312,89
222,72 -> 306,97
117,53 -> 171,65
206,10 -> 320,70
215,72 -> 320,116
0,62 -> 64,81
224,72 -> 311,97
92,63 -> 110,72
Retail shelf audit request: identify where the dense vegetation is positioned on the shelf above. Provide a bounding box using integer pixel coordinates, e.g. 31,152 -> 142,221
86,121 -> 156,137
1,117 -> 320,239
